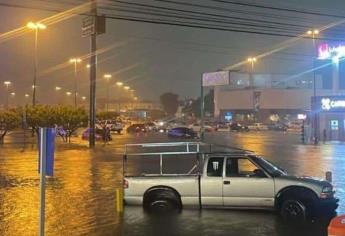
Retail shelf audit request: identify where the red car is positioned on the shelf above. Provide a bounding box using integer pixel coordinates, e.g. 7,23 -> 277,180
81,128 -> 103,141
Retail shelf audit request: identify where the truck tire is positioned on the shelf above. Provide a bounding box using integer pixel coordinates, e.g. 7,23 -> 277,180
276,187 -> 317,223
280,199 -> 307,223
143,188 -> 182,214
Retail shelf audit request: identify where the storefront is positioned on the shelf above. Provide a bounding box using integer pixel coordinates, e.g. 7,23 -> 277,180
312,96 -> 345,141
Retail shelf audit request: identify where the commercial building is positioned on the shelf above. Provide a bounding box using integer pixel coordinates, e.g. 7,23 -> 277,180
214,42 -> 345,141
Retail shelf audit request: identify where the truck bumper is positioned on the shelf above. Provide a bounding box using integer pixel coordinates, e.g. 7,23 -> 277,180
317,197 -> 339,215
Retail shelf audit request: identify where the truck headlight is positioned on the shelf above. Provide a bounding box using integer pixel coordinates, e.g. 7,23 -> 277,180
322,186 -> 333,193
320,186 -> 334,199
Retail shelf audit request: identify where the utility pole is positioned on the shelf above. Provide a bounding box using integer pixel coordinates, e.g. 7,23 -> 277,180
89,0 -> 97,148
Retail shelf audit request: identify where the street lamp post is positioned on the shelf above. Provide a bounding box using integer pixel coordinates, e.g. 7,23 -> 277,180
104,74 -> 112,112
27,22 -> 46,106
247,57 -> 257,87
25,94 -> 30,105
69,58 -> 82,107
307,29 -> 319,145
66,91 -> 72,105
3,81 -> 11,109
55,86 -> 61,104
247,57 -> 257,122
10,92 -> 15,107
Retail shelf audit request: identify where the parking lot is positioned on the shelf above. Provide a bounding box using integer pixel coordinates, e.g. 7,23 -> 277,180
0,131 -> 344,235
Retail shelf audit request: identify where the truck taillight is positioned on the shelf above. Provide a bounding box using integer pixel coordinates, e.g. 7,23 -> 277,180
123,179 -> 128,189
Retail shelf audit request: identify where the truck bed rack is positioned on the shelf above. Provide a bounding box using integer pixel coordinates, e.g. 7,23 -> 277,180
123,142 -> 254,177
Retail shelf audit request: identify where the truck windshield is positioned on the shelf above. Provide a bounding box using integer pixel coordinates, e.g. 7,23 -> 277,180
252,156 -> 287,177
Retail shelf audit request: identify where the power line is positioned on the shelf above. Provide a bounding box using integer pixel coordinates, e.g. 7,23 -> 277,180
0,1 -> 344,41
106,0 -> 313,29
208,0 -> 345,19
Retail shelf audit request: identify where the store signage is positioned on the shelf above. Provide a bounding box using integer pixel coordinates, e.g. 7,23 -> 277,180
321,98 -> 345,111
318,43 -> 345,62
224,112 -> 233,121
313,96 -> 345,112
297,114 -> 307,120
202,71 -> 230,87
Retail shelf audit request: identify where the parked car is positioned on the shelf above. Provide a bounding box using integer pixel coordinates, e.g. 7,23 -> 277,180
108,122 -> 124,134
247,123 -> 269,131
215,122 -> 230,131
145,122 -> 157,132
189,124 -> 214,132
267,123 -> 288,131
81,128 -> 103,141
127,124 -> 147,133
124,142 -> 338,222
230,122 -> 249,132
168,127 -> 198,139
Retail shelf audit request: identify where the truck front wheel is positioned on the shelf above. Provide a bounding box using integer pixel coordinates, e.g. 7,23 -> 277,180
280,199 -> 307,223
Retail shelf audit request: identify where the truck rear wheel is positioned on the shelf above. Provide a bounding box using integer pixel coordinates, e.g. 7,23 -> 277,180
143,188 -> 182,214
148,198 -> 178,213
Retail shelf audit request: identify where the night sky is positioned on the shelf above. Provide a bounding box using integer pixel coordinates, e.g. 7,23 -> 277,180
0,0 -> 345,105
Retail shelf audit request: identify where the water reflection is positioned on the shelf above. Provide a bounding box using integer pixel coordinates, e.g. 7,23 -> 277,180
0,132 -> 344,235
123,207 -> 331,236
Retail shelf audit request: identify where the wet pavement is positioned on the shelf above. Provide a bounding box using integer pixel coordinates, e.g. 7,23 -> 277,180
0,131 -> 344,235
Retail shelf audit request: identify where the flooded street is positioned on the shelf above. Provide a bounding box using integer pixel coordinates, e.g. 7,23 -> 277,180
0,131 -> 344,235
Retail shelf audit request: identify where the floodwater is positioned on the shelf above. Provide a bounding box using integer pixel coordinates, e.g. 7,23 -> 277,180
0,131 -> 344,236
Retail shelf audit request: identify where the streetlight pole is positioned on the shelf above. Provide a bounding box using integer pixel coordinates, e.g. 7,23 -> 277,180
307,29 -> 319,145
247,57 -> 257,87
69,58 -> 82,108
55,86 -> 61,104
27,22 -> 46,106
247,57 -> 257,122
104,74 -> 112,112
3,81 -> 11,109
89,0 -> 97,148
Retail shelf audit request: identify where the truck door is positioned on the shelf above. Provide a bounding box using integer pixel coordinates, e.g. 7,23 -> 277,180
222,157 -> 275,207
200,157 -> 224,206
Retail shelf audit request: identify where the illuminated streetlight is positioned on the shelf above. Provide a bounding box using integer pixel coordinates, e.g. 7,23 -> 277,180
82,96 -> 86,100
247,57 -> 257,69
27,22 -> 46,30
27,22 -> 46,106
10,92 -> 15,96
116,81 -> 123,87
69,58 -> 82,107
104,74 -> 112,79
66,91 -> 72,96
25,94 -> 30,98
86,64 -> 91,68
307,29 -> 319,38
55,86 -> 61,91
124,86 -> 130,90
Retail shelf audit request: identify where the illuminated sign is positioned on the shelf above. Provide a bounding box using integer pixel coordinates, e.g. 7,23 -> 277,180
224,111 -> 233,121
321,98 -> 345,110
313,96 -> 345,112
318,43 -> 345,63
202,71 -> 230,87
297,114 -> 307,120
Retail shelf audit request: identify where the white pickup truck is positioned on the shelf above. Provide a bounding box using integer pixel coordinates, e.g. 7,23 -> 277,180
123,142 -> 338,221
